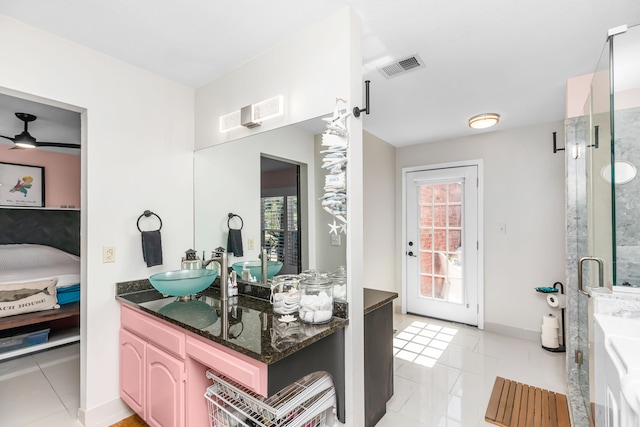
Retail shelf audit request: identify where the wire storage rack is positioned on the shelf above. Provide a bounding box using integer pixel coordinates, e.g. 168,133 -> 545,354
205,370 -> 336,427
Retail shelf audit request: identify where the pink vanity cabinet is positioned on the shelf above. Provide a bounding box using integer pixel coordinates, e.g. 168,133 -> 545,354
117,284 -> 348,425
120,304 -> 186,427
119,304 -> 268,427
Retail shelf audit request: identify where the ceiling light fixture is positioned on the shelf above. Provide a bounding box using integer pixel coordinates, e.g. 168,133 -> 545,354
14,131 -> 37,148
468,113 -> 500,129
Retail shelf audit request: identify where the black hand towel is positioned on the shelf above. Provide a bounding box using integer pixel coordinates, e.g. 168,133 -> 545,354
227,229 -> 244,257
141,230 -> 163,267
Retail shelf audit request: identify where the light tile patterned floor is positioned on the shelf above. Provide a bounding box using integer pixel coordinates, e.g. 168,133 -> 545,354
0,343 -> 81,427
378,313 -> 567,427
0,314 -> 566,427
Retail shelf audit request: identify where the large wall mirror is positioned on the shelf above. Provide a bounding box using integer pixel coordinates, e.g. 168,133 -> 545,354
194,117 -> 347,299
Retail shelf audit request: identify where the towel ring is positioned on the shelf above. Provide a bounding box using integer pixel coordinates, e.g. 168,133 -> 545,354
227,213 -> 243,230
137,210 -> 163,232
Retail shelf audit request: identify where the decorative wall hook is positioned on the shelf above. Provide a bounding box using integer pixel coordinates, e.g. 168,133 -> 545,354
554,126 -> 599,154
588,125 -> 599,149
353,80 -> 371,118
552,132 -> 565,153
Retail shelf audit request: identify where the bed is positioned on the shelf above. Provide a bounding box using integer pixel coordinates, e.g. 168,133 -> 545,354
0,243 -> 81,316
0,208 -> 80,358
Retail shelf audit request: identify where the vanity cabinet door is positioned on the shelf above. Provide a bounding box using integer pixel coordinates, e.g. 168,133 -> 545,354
364,302 -> 394,427
120,329 -> 146,418
146,343 -> 185,427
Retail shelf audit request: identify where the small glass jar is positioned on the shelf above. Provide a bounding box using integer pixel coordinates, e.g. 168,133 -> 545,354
270,275 -> 301,315
299,271 -> 333,324
329,266 -> 347,301
270,317 -> 300,350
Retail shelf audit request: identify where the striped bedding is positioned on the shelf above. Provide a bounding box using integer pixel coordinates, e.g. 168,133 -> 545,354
0,244 -> 80,306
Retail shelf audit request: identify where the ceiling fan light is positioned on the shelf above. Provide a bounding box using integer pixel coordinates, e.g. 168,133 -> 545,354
14,131 -> 36,148
15,142 -> 36,148
468,113 -> 500,129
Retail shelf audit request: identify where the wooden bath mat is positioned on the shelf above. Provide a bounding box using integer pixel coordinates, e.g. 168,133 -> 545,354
109,414 -> 149,427
485,377 -> 570,427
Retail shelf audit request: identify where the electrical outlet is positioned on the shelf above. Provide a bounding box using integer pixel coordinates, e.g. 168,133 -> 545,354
248,238 -> 255,250
103,246 -> 115,263
331,234 -> 341,246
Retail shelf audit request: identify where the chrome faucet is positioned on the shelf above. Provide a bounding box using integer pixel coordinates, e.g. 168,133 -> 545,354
259,247 -> 268,286
203,247 -> 229,301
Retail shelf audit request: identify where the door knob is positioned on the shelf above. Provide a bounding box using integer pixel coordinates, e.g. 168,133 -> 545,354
407,251 -> 416,257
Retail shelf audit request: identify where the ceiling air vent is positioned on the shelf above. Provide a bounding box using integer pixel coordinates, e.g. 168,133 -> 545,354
379,54 -> 425,79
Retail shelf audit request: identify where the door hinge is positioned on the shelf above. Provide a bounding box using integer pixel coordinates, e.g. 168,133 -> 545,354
575,349 -> 583,365
477,178 -> 479,187
477,241 -> 479,250
477,304 -> 480,314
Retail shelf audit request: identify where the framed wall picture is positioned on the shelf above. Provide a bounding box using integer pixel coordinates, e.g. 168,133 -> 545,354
0,162 -> 45,207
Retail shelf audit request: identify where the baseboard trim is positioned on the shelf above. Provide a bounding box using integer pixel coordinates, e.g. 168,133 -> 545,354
484,322 -> 546,343
78,398 -> 133,427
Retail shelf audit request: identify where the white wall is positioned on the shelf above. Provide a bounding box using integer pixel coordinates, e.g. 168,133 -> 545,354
396,121 -> 566,336
195,10 -> 352,150
195,7 -> 365,425
0,15 -> 194,426
363,131 -> 396,291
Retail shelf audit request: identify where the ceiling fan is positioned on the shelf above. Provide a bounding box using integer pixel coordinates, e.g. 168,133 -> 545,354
0,112 -> 80,150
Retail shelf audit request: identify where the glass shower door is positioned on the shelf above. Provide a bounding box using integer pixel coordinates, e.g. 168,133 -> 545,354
571,24 -> 639,425
610,25 -> 640,289
576,37 -> 613,424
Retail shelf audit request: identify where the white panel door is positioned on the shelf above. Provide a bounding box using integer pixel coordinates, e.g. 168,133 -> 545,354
406,166 -> 479,325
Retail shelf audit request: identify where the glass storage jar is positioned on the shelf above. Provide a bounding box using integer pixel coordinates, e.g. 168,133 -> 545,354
329,265 -> 347,301
299,271 -> 333,324
270,275 -> 301,315
270,316 -> 300,350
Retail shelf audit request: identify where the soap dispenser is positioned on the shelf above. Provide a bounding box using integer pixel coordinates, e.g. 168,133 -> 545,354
181,249 -> 202,270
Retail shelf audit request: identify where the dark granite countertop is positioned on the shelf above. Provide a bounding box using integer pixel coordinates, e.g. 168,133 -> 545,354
364,288 -> 398,315
116,280 -> 348,365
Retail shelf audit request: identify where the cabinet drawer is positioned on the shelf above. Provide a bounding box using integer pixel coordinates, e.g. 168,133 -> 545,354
186,335 -> 267,396
121,305 -> 185,359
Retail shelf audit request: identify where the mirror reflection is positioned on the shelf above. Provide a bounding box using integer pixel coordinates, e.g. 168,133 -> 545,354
194,117 -> 347,299
260,156 -> 301,275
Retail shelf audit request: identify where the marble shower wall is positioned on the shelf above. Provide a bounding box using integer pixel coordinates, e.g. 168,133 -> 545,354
564,115 -> 590,427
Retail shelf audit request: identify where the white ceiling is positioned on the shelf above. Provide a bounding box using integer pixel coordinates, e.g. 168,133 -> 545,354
0,0 -> 639,148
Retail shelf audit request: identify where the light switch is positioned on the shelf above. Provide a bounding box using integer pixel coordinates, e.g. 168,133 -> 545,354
331,235 -> 341,246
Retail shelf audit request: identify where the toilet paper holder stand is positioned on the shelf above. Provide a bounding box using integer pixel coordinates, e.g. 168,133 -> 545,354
536,281 -> 565,353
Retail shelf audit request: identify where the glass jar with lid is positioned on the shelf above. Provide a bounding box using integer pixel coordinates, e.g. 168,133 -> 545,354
270,275 -> 301,315
299,271 -> 333,324
329,266 -> 347,301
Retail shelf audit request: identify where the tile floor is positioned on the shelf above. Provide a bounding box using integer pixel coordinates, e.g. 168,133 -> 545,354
0,313 -> 566,427
377,312 -> 567,427
0,342 -> 81,427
